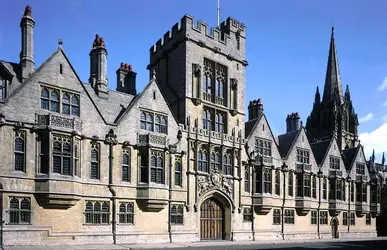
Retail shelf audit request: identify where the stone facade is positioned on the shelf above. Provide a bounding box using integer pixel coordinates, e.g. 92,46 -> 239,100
0,5 -> 386,247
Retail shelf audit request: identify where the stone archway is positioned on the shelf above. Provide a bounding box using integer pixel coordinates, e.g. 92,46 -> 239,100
198,190 -> 233,241
331,217 -> 339,239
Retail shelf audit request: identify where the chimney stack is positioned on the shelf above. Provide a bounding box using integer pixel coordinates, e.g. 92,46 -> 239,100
89,34 -> 108,98
116,62 -> 137,95
286,112 -> 301,133
248,98 -> 263,121
20,5 -> 35,81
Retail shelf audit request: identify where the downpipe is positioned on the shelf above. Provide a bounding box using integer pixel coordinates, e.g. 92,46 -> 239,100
317,171 -> 322,239
281,163 -> 287,240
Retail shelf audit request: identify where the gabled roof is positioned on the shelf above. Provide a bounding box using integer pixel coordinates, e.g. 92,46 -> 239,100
245,113 -> 263,138
278,129 -> 300,158
0,60 -> 22,95
310,138 -> 331,166
341,146 -> 358,171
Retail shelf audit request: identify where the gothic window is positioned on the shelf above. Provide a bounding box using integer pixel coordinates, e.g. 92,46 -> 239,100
323,178 -> 327,199
0,76 -> 5,99
296,173 -> 303,197
350,182 -> 354,202
8,197 -> 31,225
366,213 -> 371,225
342,180 -> 346,201
50,90 -> 59,112
215,113 -> 224,133
215,63 -> 226,105
171,205 -> 184,224
90,143 -> 100,179
71,95 -> 80,116
62,93 -> 70,115
40,87 -> 49,110
329,178 -> 336,200
273,209 -> 281,225
175,158 -> 182,186
84,201 -> 110,224
255,166 -> 262,193
122,150 -> 130,182
74,140 -> 80,177
350,212 -> 355,225
275,171 -> 280,195
52,135 -> 72,175
192,64 -> 201,99
202,150 -> 208,172
263,168 -> 272,194
304,174 -> 311,197
356,163 -> 365,175
197,151 -> 203,172
288,172 -> 293,196
284,210 -> 294,224
140,111 -> 167,134
203,109 -> 212,130
255,138 -> 272,156
150,151 -> 164,184
336,179 -> 342,200
330,156 -> 340,170
297,149 -> 310,164
362,183 -> 367,202
118,202 -> 134,224
203,59 -> 214,102
320,211 -> 328,225
212,151 -> 221,172
139,151 -> 148,183
203,58 -> 227,106
243,207 -> 252,222
39,134 -> 49,174
311,211 -> 317,225
222,154 -> 232,176
343,212 -> 348,226
312,175 -> 317,198
14,131 -> 25,172
244,166 -> 250,193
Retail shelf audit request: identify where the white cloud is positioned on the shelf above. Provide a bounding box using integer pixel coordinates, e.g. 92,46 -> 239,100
359,123 -> 387,157
383,100 -> 387,106
379,77 -> 387,91
358,113 -> 374,123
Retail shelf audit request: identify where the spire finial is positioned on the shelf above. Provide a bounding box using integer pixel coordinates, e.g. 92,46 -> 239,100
371,149 -> 375,163
24,5 -> 32,17
382,152 -> 385,165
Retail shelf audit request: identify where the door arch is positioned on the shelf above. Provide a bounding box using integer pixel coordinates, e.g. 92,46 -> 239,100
331,217 -> 339,239
200,198 -> 224,240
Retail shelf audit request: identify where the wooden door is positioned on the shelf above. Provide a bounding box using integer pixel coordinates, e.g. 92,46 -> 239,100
200,198 -> 224,240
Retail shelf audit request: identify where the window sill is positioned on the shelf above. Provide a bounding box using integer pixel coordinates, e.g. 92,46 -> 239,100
83,223 -> 110,226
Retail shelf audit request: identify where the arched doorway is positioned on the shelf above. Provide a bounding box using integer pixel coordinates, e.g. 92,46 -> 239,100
200,198 -> 224,240
331,217 -> 339,239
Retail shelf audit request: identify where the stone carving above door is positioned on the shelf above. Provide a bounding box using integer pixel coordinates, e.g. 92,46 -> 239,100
197,171 -> 234,200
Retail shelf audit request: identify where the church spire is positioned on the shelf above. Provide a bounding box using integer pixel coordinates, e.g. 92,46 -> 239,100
322,26 -> 343,104
314,86 -> 321,103
382,152 -> 385,166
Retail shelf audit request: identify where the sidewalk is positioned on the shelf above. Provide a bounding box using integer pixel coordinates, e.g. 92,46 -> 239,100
4,237 -> 387,250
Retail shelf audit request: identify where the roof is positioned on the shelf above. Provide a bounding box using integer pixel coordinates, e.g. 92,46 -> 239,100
278,129 -> 299,158
0,60 -> 22,94
310,139 -> 331,165
341,147 -> 357,170
244,114 -> 263,138
83,84 -> 135,124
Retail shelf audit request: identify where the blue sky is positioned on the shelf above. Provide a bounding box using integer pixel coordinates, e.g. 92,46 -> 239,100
1,0 -> 386,161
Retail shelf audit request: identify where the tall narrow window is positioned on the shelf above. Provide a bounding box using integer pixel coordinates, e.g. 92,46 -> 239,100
336,179 -> 342,200
350,182 -> 354,202
53,135 -> 72,175
50,90 -> 59,113
62,93 -> 70,115
311,211 -> 317,225
71,95 -> 80,116
39,134 -> 49,174
140,112 -> 146,130
256,166 -> 262,193
118,202 -> 134,224
362,183 -> 367,202
323,178 -> 327,200
312,175 -> 317,198
343,212 -> 348,226
203,109 -> 212,130
197,151 -> 203,172
202,151 -> 208,172
0,76 -> 5,99
175,158 -> 182,186
273,209 -> 281,225
160,117 -> 167,134
9,197 -> 31,225
151,151 -> 164,184
14,131 -> 25,172
155,115 -> 161,133
90,143 -> 100,179
366,213 -> 371,225
74,140 -> 80,177
296,173 -> 303,197
350,212 -> 355,225
320,211 -> 328,225
40,87 -> 49,110
222,154 -> 232,176
304,174 -> 311,197
288,172 -> 293,196
275,171 -> 280,195
122,150 -> 130,182
146,113 -> 153,132
139,151 -> 148,183
263,168 -> 272,194
214,152 -> 221,172
244,167 -> 250,193
210,153 -> 215,172
215,113 -> 224,133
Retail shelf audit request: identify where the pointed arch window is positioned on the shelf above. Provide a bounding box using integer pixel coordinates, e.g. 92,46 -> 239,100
40,87 -> 50,110
275,171 -> 280,195
118,202 -> 134,224
8,197 -> 31,225
52,135 -> 72,175
150,151 -> 164,184
122,150 -> 131,182
175,158 -> 182,186
222,154 -> 233,176
71,95 -> 80,116
146,113 -> 154,131
50,90 -> 59,112
312,175 -> 317,198
140,112 -> 146,130
244,166 -> 250,193
197,150 -> 203,172
202,151 -> 208,172
263,168 -> 272,194
14,131 -> 26,172
90,143 -> 100,179
171,204 -> 184,224
84,201 -> 110,224
0,76 -> 5,99
62,93 -> 71,115
288,172 -> 293,196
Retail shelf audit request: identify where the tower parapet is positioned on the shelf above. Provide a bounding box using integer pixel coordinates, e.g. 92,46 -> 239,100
149,15 -> 246,67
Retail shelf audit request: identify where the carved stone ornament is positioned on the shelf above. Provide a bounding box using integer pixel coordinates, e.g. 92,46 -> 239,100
231,78 -> 238,90
193,63 -> 202,76
213,46 -> 221,53
197,171 -> 234,200
191,98 -> 202,106
198,40 -> 206,47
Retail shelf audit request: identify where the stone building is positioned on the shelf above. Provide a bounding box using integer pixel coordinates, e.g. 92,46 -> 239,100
0,5 -> 386,246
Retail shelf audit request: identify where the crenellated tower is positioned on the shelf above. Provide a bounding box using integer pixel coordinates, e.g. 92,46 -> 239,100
147,15 -> 247,137
306,27 -> 359,150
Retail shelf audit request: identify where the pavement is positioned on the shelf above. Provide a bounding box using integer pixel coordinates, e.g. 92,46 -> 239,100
3,237 -> 387,250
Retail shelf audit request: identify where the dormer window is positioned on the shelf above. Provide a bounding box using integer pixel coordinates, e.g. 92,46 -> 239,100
0,76 -> 5,99
329,156 -> 340,170
297,149 -> 310,164
140,110 -> 168,134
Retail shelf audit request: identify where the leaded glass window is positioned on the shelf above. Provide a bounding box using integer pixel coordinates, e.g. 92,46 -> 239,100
14,131 -> 25,172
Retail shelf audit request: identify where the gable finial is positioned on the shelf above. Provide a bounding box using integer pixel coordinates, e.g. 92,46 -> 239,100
152,69 -> 157,80
217,0 -> 220,27
58,39 -> 63,49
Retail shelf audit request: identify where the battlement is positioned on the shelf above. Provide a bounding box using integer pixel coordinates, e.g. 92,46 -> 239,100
149,15 -> 246,58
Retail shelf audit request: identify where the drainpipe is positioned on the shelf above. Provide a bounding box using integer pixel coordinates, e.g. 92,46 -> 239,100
281,163 -> 287,240
0,183 -> 4,250
105,129 -> 118,244
347,178 -> 351,233
251,162 -> 255,241
317,170 -> 322,239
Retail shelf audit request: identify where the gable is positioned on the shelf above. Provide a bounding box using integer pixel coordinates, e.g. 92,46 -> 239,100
245,114 -> 281,161
348,146 -> 370,180
319,138 -> 347,176
116,78 -> 180,144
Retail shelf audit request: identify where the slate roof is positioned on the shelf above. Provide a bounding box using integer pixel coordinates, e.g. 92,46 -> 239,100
341,147 -> 357,170
310,139 -> 331,165
244,114 -> 263,138
83,84 -> 135,124
0,60 -> 22,94
278,129 -> 299,158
